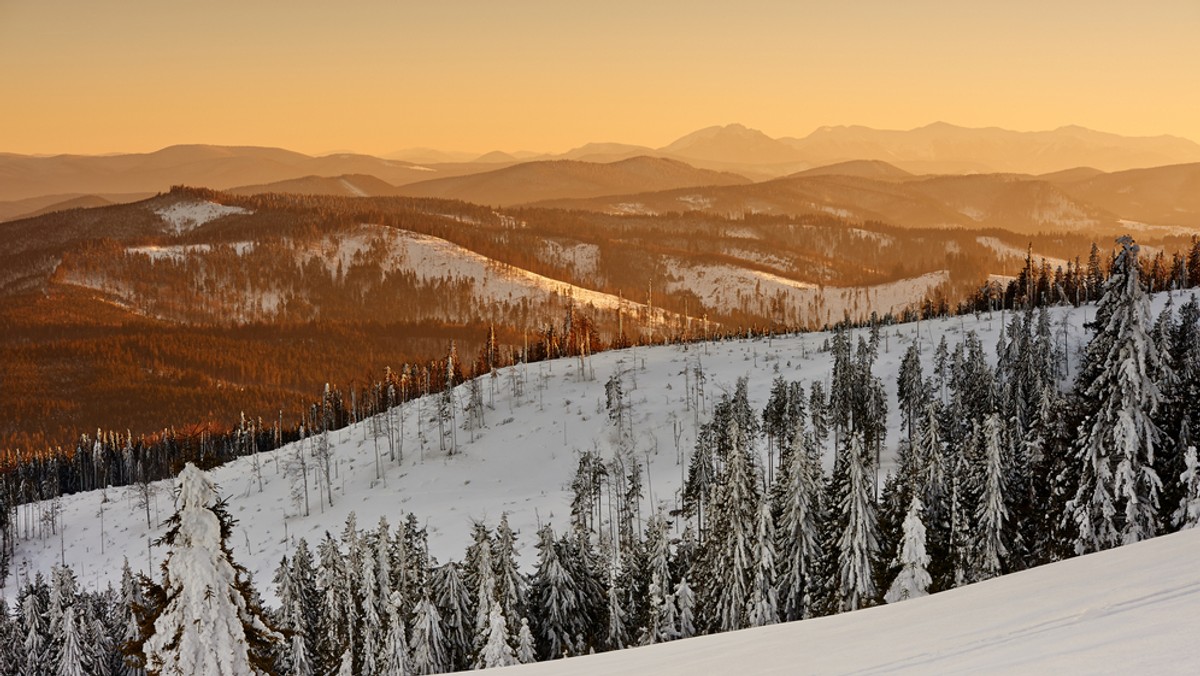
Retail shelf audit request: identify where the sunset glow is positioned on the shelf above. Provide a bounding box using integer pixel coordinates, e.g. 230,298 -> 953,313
2,1 -> 1198,156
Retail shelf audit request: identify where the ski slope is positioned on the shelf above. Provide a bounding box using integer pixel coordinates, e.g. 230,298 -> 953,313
4,291 -> 1197,672
509,527 -> 1200,674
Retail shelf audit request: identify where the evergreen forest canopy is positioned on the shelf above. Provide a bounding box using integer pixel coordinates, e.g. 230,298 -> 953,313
3,236 -> 1200,674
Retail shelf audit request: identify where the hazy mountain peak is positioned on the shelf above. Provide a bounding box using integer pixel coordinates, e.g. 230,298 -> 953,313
660,123 -> 804,165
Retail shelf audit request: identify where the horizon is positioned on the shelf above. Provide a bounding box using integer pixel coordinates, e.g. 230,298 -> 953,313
2,2 -> 1198,156
4,120 -> 1199,160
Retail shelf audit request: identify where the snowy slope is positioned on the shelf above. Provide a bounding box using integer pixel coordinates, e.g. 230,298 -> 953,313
6,291 -> 1193,622
508,527 -> 1200,674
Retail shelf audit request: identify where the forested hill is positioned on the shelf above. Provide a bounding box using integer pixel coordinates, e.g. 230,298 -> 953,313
4,185 -> 1198,458
3,239 -> 1199,672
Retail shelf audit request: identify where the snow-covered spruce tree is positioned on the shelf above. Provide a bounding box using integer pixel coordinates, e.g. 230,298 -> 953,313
515,618 -> 537,665
1067,237 -> 1166,553
643,512 -> 677,644
84,594 -> 118,676
697,414 -> 760,632
897,342 -> 929,449
884,496 -> 931,604
357,527 -> 392,676
272,556 -> 311,676
476,601 -> 516,669
776,429 -> 824,621
315,532 -> 350,675
492,513 -> 527,643
463,521 -> 496,655
1175,446 -> 1200,529
381,591 -> 410,676
529,525 -> 579,660
56,603 -> 88,676
135,463 -> 280,675
119,561 -> 147,676
973,413 -> 1010,580
48,565 -> 80,671
409,591 -> 448,675
674,577 -> 696,640
605,552 -> 628,650
22,575 -> 50,676
289,539 -> 321,673
1160,297 -> 1200,520
836,434 -> 879,612
746,500 -> 778,627
431,563 -> 473,672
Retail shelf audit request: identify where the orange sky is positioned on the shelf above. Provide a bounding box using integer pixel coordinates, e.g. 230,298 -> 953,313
2,1 -> 1198,156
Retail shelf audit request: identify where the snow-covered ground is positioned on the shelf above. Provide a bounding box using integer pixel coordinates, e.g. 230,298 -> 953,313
663,257 -> 949,327
153,199 -> 249,235
510,527 -> 1200,674
976,236 -> 1069,271
6,291 -> 1196,671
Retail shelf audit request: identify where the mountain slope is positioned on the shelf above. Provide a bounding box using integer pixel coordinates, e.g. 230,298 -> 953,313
535,171 -> 1118,233
1054,162 -> 1200,227
397,156 -> 750,206
8,294 -> 1175,600
512,528 -> 1200,674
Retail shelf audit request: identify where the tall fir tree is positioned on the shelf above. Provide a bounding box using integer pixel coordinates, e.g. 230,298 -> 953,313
836,435 -> 879,612
135,464 -> 279,675
1068,237 -> 1166,553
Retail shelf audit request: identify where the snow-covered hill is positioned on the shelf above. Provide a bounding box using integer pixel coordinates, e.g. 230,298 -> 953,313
7,292 -> 1130,595
509,526 -> 1200,674
5,290 -> 1197,671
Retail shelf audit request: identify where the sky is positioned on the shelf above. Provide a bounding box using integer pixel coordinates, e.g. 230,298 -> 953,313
1,1 -> 1198,156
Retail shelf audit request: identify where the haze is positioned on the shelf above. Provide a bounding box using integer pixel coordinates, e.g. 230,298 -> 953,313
2,1 -> 1198,156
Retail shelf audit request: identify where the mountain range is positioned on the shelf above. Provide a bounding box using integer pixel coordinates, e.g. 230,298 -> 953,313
5,123 -> 1200,207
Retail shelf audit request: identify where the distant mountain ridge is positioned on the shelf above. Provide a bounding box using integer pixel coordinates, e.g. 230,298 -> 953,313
5,123 -> 1200,203
532,162 -> 1200,234
779,122 -> 1200,174
395,156 -> 751,206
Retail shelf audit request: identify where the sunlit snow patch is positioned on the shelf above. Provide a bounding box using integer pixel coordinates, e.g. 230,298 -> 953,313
154,200 -> 249,235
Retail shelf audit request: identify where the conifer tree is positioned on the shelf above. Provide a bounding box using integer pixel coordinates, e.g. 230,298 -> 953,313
643,513 -> 676,644
316,532 -> 350,675
272,555 -> 311,676
431,563 -> 472,672
409,593 -> 448,676
515,618 -> 537,665
674,578 -> 696,640
1174,446 -> 1200,529
1068,237 -> 1165,553
836,435 -> 878,612
776,430 -> 824,621
884,496 -> 931,603
605,554 -> 628,650
22,580 -> 50,676
136,464 -> 279,675
746,501 -> 778,627
382,591 -> 410,676
476,602 -> 516,669
529,525 -> 577,660
492,514 -> 527,642
699,414 -> 760,632
55,604 -> 87,676
973,413 -> 1010,580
